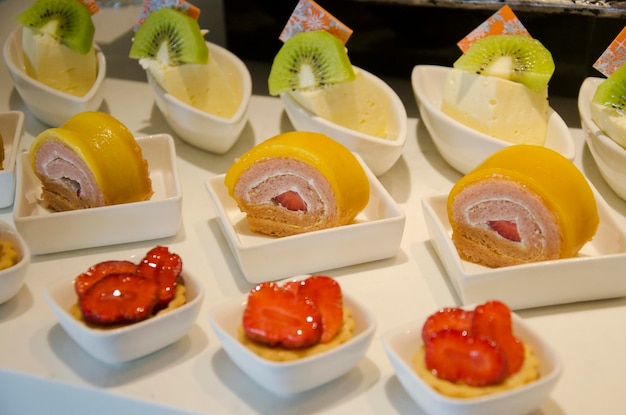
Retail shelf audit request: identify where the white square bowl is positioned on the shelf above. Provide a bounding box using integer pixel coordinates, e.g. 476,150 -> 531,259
578,76 -> 626,201
146,41 -> 252,154
381,310 -> 562,415
0,111 -> 24,208
205,157 -> 406,282
0,220 -> 30,304
3,26 -> 106,127
44,256 -> 204,364
411,65 -> 575,175
280,66 -> 408,176
421,191 -> 626,310
13,134 -> 182,255
208,287 -> 376,395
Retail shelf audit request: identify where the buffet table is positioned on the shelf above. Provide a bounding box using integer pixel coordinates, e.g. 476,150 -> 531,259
1,1 -> 626,414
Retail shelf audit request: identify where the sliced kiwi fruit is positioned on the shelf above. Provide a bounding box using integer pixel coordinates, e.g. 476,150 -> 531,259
129,7 -> 208,65
267,30 -> 356,96
453,35 -> 555,93
592,63 -> 626,110
17,0 -> 95,54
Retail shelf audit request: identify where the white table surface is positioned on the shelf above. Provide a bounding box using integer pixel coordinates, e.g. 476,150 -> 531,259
1,1 -> 626,414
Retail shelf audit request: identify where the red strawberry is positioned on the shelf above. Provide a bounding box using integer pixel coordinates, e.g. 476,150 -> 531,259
137,246 -> 182,311
472,300 -> 525,375
425,329 -> 507,386
74,260 -> 138,298
274,190 -> 307,211
289,275 -> 344,343
422,307 -> 473,344
78,273 -> 158,326
488,220 -> 521,242
243,282 -> 322,349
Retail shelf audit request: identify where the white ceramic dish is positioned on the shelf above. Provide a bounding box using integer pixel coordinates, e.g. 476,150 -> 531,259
280,67 -> 408,176
205,157 -> 406,283
0,111 -> 24,208
578,77 -> 626,201
145,41 -> 252,154
44,254 -> 204,364
13,134 -> 182,255
411,65 -> 575,175
3,26 -> 106,127
0,220 -> 30,304
421,191 -> 626,310
381,308 -> 562,415
208,283 -> 376,395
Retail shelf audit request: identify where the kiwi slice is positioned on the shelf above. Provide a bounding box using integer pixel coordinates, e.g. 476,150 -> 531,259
592,63 -> 626,110
129,7 -> 208,65
267,30 -> 355,96
16,0 -> 94,54
453,35 -> 555,93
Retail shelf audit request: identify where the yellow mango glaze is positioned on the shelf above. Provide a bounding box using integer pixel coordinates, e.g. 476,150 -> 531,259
224,131 -> 370,225
447,145 -> 599,259
0,240 -> 18,270
29,111 -> 153,205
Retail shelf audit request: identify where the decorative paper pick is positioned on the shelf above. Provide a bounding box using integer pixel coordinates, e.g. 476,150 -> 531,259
134,0 -> 200,31
279,0 -> 352,44
457,5 -> 530,52
593,26 -> 626,78
78,0 -> 99,15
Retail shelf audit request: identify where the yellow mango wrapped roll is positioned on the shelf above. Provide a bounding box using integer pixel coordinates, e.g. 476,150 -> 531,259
447,145 -> 599,268
30,111 -> 153,211
224,131 -> 370,237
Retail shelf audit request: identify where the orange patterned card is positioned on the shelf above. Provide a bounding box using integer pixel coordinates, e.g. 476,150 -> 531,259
457,5 -> 530,52
77,0 -> 99,15
279,0 -> 353,44
593,26 -> 626,77
134,0 -> 200,31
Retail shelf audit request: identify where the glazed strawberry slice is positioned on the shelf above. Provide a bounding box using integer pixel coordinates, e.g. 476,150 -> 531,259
243,281 -> 322,349
274,190 -> 307,211
78,273 -> 158,326
422,307 -> 474,344
74,260 -> 138,298
425,329 -> 507,386
288,275 -> 344,343
472,300 -> 525,375
137,246 -> 183,311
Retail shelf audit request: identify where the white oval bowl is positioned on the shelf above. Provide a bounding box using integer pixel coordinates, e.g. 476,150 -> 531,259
44,257 -> 204,365
382,307 -> 562,415
412,65 -> 575,175
146,41 -> 252,154
578,77 -> 626,201
208,284 -> 376,395
3,25 -> 106,127
280,67 -> 408,176
0,220 -> 30,304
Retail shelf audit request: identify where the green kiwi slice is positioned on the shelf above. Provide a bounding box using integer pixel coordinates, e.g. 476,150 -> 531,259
453,35 -> 555,93
592,63 -> 626,110
267,30 -> 355,96
129,7 -> 208,65
16,0 -> 95,54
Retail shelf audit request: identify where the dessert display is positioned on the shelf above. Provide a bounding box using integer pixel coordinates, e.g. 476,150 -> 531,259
71,246 -> 186,327
441,7 -> 555,146
590,62 -> 626,149
447,145 -> 599,268
268,1 -> 397,140
239,275 -> 354,361
29,111 -> 153,212
130,5 -> 242,118
224,131 -> 370,237
414,300 -> 539,398
0,240 -> 18,270
16,0 -> 98,97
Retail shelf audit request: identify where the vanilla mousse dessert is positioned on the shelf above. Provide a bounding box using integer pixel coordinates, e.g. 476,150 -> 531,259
17,0 -> 98,97
130,7 -> 242,118
591,62 -> 626,149
442,34 -> 555,145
